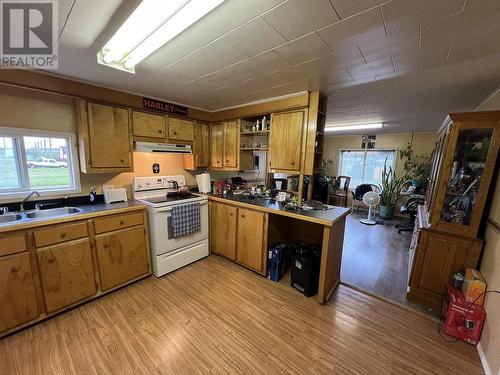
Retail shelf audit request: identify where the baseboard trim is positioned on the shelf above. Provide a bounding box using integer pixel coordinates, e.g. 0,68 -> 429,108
477,342 -> 492,375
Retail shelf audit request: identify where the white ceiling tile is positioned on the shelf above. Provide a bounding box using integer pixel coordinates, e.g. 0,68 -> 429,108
241,51 -> 291,75
222,17 -> 287,56
239,72 -> 291,92
280,60 -> 325,80
381,0 -> 465,36
347,58 -> 395,79
314,46 -> 366,71
421,1 -> 500,47
215,63 -> 259,83
216,0 -> 285,25
359,30 -> 419,63
142,12 -> 236,71
262,0 -> 339,41
274,33 -> 331,65
318,7 -> 386,50
329,0 -> 387,19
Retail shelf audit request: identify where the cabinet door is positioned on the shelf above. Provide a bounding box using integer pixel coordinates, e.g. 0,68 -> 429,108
223,121 -> 239,168
168,117 -> 194,141
132,111 -> 166,139
193,122 -> 210,167
88,103 -> 131,168
236,208 -> 267,274
95,227 -> 149,291
270,111 -> 304,171
0,253 -> 39,332
38,240 -> 96,313
211,124 -> 224,168
210,202 -> 237,260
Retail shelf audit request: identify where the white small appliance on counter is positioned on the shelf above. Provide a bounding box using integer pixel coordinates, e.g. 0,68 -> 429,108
133,175 -> 209,277
103,188 -> 128,204
195,172 -> 211,193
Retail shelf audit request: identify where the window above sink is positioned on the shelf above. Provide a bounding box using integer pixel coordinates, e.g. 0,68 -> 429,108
0,128 -> 81,199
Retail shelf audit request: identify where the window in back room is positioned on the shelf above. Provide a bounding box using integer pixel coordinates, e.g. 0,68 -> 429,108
339,149 -> 396,188
0,128 -> 81,197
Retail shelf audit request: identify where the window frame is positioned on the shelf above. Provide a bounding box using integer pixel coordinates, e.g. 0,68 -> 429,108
338,148 -> 397,188
0,127 -> 81,198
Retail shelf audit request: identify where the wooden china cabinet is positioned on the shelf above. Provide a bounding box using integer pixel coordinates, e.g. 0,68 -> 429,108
407,111 -> 500,309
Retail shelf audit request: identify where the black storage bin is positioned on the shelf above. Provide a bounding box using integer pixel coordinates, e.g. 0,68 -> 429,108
290,242 -> 321,297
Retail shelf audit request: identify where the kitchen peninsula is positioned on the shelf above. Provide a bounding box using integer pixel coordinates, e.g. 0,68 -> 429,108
208,193 -> 350,304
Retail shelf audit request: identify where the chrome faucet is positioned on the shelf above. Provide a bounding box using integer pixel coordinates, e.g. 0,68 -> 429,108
20,191 -> 40,211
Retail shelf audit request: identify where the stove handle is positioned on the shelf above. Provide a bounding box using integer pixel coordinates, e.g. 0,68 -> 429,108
155,201 -> 208,212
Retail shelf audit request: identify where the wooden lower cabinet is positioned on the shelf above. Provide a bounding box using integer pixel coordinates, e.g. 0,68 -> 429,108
38,239 -> 96,313
0,252 -> 39,332
237,208 -> 267,274
210,202 -> 237,260
407,229 -> 482,308
95,226 -> 150,291
210,201 -> 267,275
0,208 -> 151,337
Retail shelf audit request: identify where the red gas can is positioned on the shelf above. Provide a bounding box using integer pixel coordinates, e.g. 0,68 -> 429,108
442,284 -> 486,346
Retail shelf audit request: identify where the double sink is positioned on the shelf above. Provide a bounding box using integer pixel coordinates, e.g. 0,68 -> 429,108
0,207 -> 82,224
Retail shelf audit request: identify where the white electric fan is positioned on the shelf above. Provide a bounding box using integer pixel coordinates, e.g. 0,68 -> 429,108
360,191 -> 380,225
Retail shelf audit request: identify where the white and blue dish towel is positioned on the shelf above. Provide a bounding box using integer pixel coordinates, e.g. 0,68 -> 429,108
171,202 -> 201,238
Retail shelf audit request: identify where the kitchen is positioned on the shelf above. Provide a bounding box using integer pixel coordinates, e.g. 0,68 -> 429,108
1,0 -> 500,374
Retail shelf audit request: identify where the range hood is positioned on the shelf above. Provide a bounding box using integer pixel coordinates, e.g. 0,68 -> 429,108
135,142 -> 192,154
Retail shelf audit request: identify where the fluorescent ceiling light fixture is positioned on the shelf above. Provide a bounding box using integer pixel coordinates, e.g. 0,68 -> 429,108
324,123 -> 383,132
97,0 -> 226,73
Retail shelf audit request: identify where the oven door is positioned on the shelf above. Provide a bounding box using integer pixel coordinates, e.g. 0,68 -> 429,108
147,200 -> 209,256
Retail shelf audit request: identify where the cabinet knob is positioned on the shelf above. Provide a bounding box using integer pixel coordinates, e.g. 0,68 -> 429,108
48,256 -> 56,264
174,132 -> 177,135
120,159 -> 125,163
229,213 -> 233,216
11,265 -> 20,273
60,232 -> 67,239
120,220 -> 124,225
104,244 -> 109,249
241,214 -> 245,218
290,161 -> 295,166
225,160 -> 229,163
159,130 -> 163,134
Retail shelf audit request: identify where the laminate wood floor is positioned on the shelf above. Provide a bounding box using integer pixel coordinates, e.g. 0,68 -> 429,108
0,255 -> 482,375
341,211 -> 430,314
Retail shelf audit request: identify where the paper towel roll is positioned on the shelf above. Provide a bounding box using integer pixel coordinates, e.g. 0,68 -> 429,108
196,173 -> 211,193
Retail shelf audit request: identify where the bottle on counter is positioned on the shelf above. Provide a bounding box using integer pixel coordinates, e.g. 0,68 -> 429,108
89,186 -> 97,204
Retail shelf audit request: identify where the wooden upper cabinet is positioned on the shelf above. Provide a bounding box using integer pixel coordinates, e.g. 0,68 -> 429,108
270,111 -> 304,172
211,123 -> 224,169
95,226 -> 150,291
0,252 -> 39,332
37,239 -> 97,313
210,201 -> 237,260
193,122 -> 210,168
77,101 -> 133,173
168,117 -> 195,142
132,111 -> 166,139
236,208 -> 267,275
223,121 -> 239,169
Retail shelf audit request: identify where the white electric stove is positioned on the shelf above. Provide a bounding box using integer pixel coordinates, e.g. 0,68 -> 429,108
133,176 -> 209,277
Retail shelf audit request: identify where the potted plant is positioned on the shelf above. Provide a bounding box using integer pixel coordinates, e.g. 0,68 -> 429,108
399,142 -> 432,188
379,157 -> 408,219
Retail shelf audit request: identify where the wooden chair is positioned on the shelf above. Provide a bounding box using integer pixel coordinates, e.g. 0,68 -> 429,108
327,176 -> 351,207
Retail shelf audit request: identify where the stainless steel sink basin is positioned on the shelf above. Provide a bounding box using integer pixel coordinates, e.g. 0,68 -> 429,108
0,214 -> 23,224
26,207 -> 82,219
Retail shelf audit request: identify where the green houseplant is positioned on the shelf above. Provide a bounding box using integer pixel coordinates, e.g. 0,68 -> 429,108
379,157 -> 408,219
399,142 -> 432,188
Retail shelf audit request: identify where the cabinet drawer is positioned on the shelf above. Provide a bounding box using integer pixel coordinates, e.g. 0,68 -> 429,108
94,212 -> 144,234
168,118 -> 194,141
34,222 -> 88,248
0,235 -> 27,257
132,111 -> 166,139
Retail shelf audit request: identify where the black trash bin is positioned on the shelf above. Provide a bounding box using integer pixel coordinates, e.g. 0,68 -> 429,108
290,242 -> 321,297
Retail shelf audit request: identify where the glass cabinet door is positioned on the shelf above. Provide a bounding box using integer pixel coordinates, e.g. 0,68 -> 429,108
439,128 -> 493,226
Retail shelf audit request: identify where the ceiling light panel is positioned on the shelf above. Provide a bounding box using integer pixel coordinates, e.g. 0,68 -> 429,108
98,0 -> 226,73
